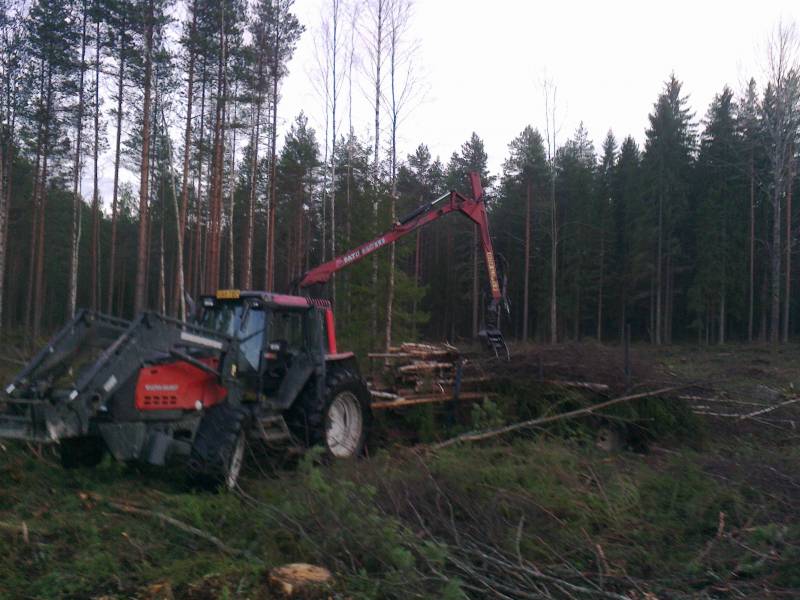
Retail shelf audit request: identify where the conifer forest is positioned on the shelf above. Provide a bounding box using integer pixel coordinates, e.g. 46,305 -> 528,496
0,0 -> 797,352
2,2 -> 800,598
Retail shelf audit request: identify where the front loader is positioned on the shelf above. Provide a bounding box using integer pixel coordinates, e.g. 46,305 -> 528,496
1,294 -> 370,488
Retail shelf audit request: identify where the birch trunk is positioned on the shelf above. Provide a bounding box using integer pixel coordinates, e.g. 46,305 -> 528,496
68,9 -> 88,319
330,0 -> 339,305
134,0 -> 154,314
549,172 -> 557,343
90,16 -> 101,311
107,15 -> 125,314
783,149 -> 794,343
173,1 -> 197,317
370,0 -> 384,340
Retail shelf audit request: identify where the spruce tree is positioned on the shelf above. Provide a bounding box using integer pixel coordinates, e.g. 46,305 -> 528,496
497,126 -> 547,340
643,74 -> 696,344
690,87 -> 745,343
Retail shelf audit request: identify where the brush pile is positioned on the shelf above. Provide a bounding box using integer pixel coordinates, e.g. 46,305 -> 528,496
470,342 -> 657,394
367,343 -> 486,409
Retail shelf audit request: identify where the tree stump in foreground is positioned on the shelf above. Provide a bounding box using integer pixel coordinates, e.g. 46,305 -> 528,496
268,563 -> 333,598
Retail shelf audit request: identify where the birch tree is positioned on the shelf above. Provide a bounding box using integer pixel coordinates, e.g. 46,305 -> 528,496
171,0 -> 199,317
68,0 -> 88,319
362,0 -> 387,338
383,0 -> 417,350
89,1 -> 105,311
761,20 -> 800,343
542,77 -> 561,343
134,0 -> 155,313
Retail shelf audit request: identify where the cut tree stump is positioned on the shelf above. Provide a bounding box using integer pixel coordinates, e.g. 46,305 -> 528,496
268,563 -> 332,598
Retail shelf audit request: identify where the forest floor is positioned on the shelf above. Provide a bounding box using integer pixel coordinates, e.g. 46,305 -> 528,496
1,343 -> 799,599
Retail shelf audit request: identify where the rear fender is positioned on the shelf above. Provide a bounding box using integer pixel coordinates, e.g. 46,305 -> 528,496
325,352 -> 360,375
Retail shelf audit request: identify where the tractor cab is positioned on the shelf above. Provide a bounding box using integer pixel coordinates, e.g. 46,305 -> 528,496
195,290 -> 336,401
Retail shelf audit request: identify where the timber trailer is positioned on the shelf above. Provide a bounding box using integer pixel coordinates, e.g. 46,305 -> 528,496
0,173 -> 508,489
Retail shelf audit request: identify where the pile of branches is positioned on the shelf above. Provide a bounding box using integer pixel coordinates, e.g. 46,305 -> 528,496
470,343 -> 657,394
239,453 -> 644,599
240,445 -> 798,599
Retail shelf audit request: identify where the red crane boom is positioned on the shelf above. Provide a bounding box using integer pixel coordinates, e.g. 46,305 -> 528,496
297,172 -> 509,357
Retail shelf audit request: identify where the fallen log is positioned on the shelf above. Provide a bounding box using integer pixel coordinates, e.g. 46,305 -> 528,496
738,397 -> 800,420
106,500 -> 247,557
371,391 -> 486,410
432,382 -> 700,450
542,379 -> 610,392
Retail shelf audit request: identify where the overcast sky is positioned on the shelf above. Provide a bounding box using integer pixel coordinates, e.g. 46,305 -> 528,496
283,0 -> 800,176
97,0 -> 800,205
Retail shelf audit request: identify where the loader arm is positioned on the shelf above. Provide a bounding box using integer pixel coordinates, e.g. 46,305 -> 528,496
2,311 -> 241,442
297,172 -> 509,357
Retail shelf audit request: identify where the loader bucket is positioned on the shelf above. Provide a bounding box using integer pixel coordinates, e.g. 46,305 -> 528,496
0,310 -> 131,442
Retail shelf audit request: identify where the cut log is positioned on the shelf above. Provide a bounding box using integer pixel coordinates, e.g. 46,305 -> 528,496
268,563 -> 332,598
400,342 -> 457,353
371,391 -> 487,409
398,361 -> 454,373
369,390 -> 401,400
543,380 -> 610,392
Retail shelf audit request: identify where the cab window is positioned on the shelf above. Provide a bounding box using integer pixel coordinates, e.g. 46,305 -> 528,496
269,310 -> 305,352
199,300 -> 266,371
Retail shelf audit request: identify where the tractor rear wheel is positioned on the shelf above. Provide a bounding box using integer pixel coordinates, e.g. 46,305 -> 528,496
188,403 -> 249,490
59,436 -> 106,469
290,365 -> 371,459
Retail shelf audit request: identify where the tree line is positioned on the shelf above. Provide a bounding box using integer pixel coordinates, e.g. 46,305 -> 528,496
0,1 -> 798,352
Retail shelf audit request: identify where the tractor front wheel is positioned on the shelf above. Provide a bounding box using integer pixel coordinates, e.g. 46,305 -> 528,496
59,436 -> 106,469
188,403 -> 249,490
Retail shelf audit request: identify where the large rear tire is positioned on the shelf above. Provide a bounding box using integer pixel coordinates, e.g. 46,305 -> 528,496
289,365 -> 371,459
188,403 -> 249,490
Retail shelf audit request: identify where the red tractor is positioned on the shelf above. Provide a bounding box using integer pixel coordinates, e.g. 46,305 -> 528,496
0,173 -> 507,489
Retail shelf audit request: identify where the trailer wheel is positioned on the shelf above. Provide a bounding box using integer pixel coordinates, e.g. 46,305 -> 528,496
290,365 -> 371,459
60,436 -> 106,469
188,403 -> 249,490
